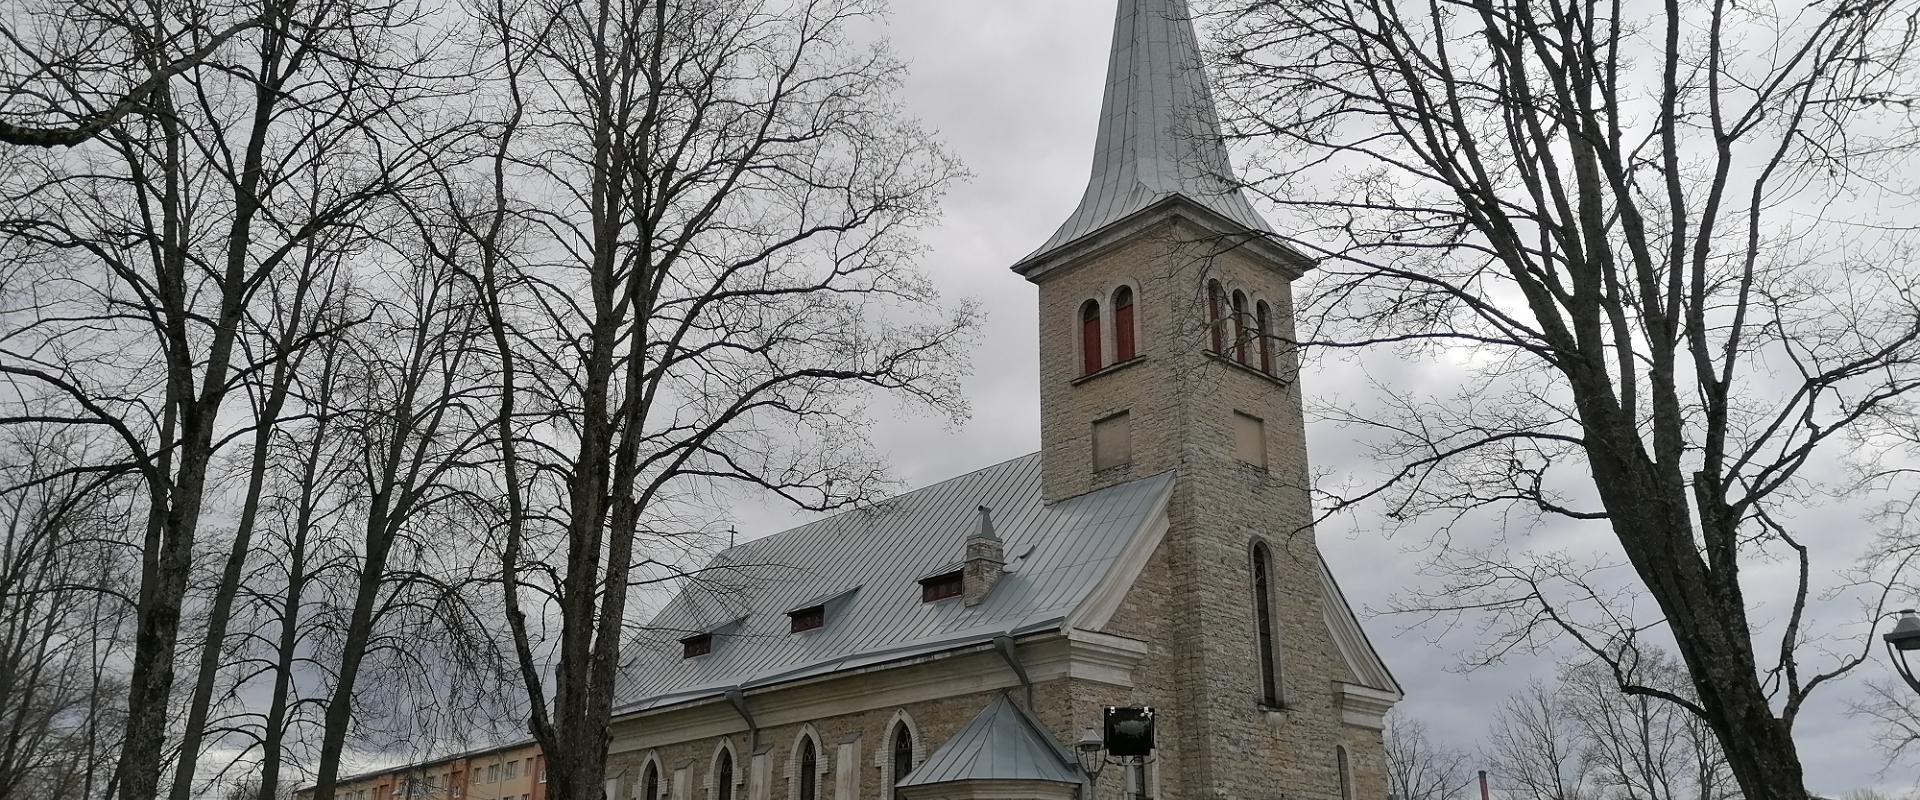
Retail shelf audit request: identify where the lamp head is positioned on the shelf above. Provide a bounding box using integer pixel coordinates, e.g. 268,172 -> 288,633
1887,609 -> 1920,652
1074,729 -> 1105,777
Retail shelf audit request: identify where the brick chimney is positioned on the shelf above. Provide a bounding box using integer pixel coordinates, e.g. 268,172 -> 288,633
963,505 -> 1005,607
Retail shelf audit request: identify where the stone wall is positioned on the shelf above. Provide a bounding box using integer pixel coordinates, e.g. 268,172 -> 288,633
1032,211 -> 1387,800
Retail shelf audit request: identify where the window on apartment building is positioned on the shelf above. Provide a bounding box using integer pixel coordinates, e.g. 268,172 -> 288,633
1252,540 -> 1284,707
1233,411 -> 1266,469
537,762 -> 546,783
1092,411 -> 1131,471
919,571 -> 962,602
488,765 -> 499,783
788,604 -> 825,633
506,760 -> 517,779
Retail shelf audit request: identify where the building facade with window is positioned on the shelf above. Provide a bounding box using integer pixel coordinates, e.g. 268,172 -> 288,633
294,741 -> 546,800
599,1 -> 1401,799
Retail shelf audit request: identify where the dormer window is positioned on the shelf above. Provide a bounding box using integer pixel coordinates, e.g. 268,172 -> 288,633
789,605 -> 826,632
682,634 -> 713,658
920,570 -> 963,602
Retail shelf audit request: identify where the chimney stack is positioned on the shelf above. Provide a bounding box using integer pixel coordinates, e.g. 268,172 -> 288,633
964,506 -> 1005,607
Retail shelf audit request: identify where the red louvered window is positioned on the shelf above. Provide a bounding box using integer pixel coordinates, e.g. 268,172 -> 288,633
1113,286 -> 1136,362
920,571 -> 963,602
1207,280 -> 1225,353
1256,301 -> 1273,374
1081,299 -> 1103,375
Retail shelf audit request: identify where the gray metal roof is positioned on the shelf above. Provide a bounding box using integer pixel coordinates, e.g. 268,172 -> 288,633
1016,0 -> 1271,272
612,454 -> 1176,713
895,694 -> 1085,788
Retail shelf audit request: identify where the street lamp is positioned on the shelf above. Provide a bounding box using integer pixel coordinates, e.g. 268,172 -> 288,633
1075,707 -> 1156,797
1882,609 -> 1920,694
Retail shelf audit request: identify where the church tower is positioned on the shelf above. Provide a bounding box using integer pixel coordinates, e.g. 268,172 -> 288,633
1017,1 -> 1398,798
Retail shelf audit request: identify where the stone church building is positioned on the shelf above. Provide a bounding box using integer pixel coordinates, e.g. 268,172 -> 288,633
597,0 -> 1402,798
295,3 -> 1399,800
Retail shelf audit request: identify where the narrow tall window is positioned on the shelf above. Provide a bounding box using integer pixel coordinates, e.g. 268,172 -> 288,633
715,749 -> 734,800
1336,746 -> 1353,800
1252,541 -> 1282,706
1231,290 -> 1250,364
1207,280 -> 1226,353
1256,301 -> 1273,374
643,764 -> 659,800
1113,286 -> 1136,362
891,723 -> 915,799
797,738 -> 818,800
1081,299 -> 1103,375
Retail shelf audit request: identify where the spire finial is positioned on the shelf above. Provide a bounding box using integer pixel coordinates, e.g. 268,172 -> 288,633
1014,0 -> 1273,275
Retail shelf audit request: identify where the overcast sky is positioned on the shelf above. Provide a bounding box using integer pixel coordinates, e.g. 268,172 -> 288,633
710,0 -> 1916,793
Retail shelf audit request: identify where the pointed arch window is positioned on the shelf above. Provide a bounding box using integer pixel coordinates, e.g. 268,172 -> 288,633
1336,746 -> 1353,800
643,763 -> 660,800
1207,280 -> 1226,354
1231,290 -> 1250,365
1113,286 -> 1136,362
1081,299 -> 1103,375
1255,300 -> 1273,374
1252,541 -> 1282,706
796,737 -> 818,800
890,722 -> 915,799
714,748 -> 735,800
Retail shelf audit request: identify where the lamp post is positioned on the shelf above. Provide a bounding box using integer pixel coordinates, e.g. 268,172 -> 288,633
1883,609 -> 1920,695
1075,707 -> 1156,799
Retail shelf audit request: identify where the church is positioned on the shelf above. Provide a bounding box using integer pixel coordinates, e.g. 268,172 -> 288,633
294,3 -> 1399,800
597,0 -> 1401,798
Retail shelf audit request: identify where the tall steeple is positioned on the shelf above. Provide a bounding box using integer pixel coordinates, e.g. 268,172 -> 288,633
1014,0 -> 1271,275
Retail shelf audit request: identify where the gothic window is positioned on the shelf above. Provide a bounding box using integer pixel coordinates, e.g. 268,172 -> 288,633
713,746 -> 735,800
1231,290 -> 1250,365
1252,541 -> 1283,706
1081,299 -> 1103,375
1113,285 -> 1137,362
1336,746 -> 1353,800
1207,280 -> 1226,353
890,721 -> 915,799
796,736 -> 818,800
642,763 -> 659,800
1255,300 -> 1273,374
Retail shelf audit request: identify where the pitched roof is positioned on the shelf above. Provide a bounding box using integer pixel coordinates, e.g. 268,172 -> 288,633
895,694 -> 1084,788
612,454 -> 1177,713
1320,555 -> 1402,695
1015,0 -> 1271,274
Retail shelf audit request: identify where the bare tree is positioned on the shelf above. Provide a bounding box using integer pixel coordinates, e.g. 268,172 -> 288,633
0,0 -> 465,794
0,428 -> 134,800
1387,713 -> 1471,800
449,0 -> 974,798
1209,0 -> 1920,792
1487,684 -> 1589,800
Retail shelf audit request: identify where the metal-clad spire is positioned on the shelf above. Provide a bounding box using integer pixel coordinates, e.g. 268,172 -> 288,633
1017,0 -> 1271,272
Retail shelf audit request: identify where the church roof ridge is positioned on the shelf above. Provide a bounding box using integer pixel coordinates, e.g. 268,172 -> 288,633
1016,0 -> 1271,273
